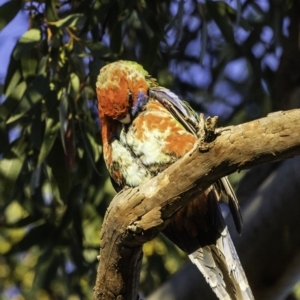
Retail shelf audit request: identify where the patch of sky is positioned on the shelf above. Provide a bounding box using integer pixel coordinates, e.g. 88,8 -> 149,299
235,27 -> 251,45
252,42 -> 266,58
134,43 -> 141,60
260,26 -> 273,44
24,1 -> 46,14
0,1 -> 29,84
224,58 -> 249,83
170,0 -> 195,16
82,54 -> 90,75
8,125 -> 22,143
0,94 -> 6,104
65,259 -> 76,274
16,251 -> 28,261
255,0 -> 270,12
57,0 -> 71,13
262,53 -> 279,71
207,21 -> 222,39
242,1 -> 267,22
42,181 -> 53,206
3,286 -> 21,300
102,30 -> 110,47
213,81 -> 243,106
164,27 -> 177,47
205,101 -> 233,120
184,35 -> 201,57
170,61 -> 212,88
275,46 -> 282,58
186,16 -> 200,32
169,0 -> 179,16
260,78 -> 269,95
282,17 -> 290,37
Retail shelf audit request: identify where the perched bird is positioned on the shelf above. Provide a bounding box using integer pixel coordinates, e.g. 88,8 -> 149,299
96,60 -> 254,300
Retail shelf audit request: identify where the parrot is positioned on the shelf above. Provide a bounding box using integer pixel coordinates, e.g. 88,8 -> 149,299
96,60 -> 254,300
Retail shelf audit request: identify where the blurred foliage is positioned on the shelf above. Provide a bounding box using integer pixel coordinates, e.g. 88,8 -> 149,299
0,0 -> 298,299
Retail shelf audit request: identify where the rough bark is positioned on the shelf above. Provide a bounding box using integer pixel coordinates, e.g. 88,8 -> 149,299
147,156 -> 300,300
93,109 -> 300,300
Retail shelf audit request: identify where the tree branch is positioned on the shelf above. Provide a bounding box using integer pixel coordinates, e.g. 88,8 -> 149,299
147,156 -> 300,300
93,109 -> 300,300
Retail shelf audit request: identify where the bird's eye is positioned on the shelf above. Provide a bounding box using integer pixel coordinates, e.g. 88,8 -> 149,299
128,91 -> 133,105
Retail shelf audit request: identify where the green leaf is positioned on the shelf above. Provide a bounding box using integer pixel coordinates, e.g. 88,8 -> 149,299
49,13 -> 85,28
59,92 -> 68,153
46,139 -> 71,201
45,0 -> 58,22
0,0 -> 23,31
3,53 -> 21,96
7,75 -> 49,123
13,29 -> 41,60
86,41 -> 113,58
79,120 -> 101,173
37,55 -> 50,75
0,81 -> 27,122
0,136 -> 27,204
29,165 -> 42,195
20,53 -> 38,79
4,66 -> 22,97
38,115 -> 60,166
68,72 -> 80,100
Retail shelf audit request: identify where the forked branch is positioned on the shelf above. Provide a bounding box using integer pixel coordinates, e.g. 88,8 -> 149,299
93,109 -> 300,300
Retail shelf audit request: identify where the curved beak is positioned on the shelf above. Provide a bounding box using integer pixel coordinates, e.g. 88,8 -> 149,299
119,113 -> 131,124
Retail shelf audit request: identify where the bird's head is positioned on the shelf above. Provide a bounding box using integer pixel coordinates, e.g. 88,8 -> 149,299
96,60 -> 155,124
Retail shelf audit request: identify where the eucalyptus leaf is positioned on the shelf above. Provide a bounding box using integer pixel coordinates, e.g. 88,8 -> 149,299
20,53 -> 38,79
0,0 -> 22,31
46,140 -> 71,202
45,0 -> 58,22
37,116 -> 60,166
4,65 -> 22,98
13,29 -> 41,60
86,41 -> 113,58
68,72 -> 80,100
7,75 -> 49,124
0,136 -> 27,204
79,120 -> 100,174
49,13 -> 85,28
59,92 -> 69,153
0,81 -> 27,122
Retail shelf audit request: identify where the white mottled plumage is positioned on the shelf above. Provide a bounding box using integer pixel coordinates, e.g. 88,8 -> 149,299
110,138 -> 151,187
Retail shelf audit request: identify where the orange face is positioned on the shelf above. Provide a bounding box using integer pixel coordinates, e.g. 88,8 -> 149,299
96,61 -> 149,121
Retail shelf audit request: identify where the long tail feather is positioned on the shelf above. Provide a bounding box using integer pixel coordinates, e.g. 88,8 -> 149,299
188,227 -> 254,300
